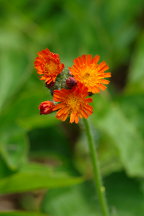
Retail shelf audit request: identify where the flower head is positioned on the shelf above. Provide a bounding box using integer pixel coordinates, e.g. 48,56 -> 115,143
53,83 -> 93,123
69,54 -> 111,93
34,48 -> 64,84
39,101 -> 55,115
35,49 -> 111,124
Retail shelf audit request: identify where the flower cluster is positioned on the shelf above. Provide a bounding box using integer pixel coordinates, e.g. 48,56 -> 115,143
34,49 -> 111,123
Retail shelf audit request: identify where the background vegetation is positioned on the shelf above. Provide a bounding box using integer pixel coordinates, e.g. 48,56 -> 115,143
0,0 -> 144,215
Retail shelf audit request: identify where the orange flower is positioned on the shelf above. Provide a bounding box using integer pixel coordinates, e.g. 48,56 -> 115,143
69,54 -> 111,93
53,83 -> 93,123
39,101 -> 55,115
34,48 -> 64,84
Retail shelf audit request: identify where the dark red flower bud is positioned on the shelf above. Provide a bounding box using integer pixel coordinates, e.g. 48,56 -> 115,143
45,81 -> 55,88
88,92 -> 93,96
39,101 -> 55,115
66,77 -> 77,89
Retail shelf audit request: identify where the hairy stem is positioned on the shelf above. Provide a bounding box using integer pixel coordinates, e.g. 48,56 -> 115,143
83,118 -> 110,216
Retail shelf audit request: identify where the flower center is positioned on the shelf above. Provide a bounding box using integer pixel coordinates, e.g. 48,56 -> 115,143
81,65 -> 98,86
44,61 -> 58,75
81,70 -> 92,85
84,72 -> 90,78
66,95 -> 80,110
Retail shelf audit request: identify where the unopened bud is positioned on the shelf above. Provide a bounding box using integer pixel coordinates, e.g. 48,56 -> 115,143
88,92 -> 93,96
39,101 -> 55,115
66,77 -> 77,89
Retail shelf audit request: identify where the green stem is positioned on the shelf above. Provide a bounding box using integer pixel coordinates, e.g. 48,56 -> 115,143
83,118 -> 110,216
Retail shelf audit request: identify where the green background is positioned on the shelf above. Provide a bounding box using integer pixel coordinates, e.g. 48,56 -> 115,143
0,0 -> 144,215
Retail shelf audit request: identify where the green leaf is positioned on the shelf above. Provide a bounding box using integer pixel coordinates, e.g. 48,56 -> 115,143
41,172 -> 144,216
126,33 -> 144,93
41,182 -> 99,216
0,82 -> 55,171
94,103 -> 144,177
0,163 -> 83,194
0,157 -> 14,178
0,48 -> 29,111
0,125 -> 28,171
0,212 -> 47,216
106,172 -> 144,216
117,94 -> 144,140
0,26 -> 32,113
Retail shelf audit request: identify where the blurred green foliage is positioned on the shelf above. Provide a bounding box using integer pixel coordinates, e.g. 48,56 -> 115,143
0,0 -> 144,215
0,212 -> 47,216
